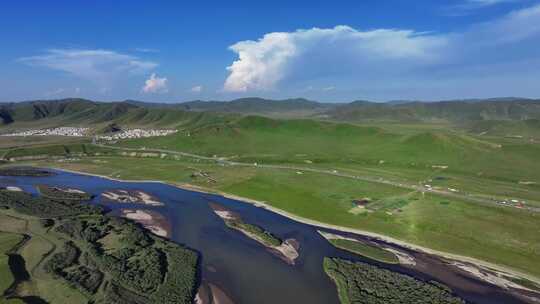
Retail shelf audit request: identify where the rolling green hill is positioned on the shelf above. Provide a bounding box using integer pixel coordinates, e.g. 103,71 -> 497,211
0,99 -> 235,131
2,98 -> 540,128
466,119 -> 540,138
325,99 -> 540,123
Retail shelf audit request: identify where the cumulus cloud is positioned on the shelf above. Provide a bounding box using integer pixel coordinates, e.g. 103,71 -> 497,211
224,4 -> 540,93
19,49 -> 158,87
224,26 -> 448,92
190,85 -> 203,93
142,73 -> 168,94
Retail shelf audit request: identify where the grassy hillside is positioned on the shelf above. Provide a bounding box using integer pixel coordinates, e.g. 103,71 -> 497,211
116,115 -> 540,184
3,98 -> 540,129
325,99 -> 540,123
466,119 -> 540,138
0,99 -> 236,132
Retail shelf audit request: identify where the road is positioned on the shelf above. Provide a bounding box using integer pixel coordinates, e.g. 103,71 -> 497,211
93,143 -> 540,213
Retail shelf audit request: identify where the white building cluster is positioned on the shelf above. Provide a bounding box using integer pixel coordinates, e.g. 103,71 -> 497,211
1,127 -> 89,137
97,129 -> 177,141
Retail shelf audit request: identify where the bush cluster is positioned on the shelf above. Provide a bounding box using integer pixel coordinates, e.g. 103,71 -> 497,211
323,257 -> 465,304
37,185 -> 93,201
0,190 -> 102,218
226,220 -> 282,247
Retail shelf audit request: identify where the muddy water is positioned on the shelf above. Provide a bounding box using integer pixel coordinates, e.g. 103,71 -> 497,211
1,170 -> 536,304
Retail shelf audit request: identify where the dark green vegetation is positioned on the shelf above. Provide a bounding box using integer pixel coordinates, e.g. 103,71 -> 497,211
0,166 -> 55,177
323,257 -> 464,304
2,97 -> 540,127
36,185 -> 93,201
328,239 -> 398,264
225,220 -> 282,247
0,190 -> 198,304
0,98 -> 232,129
4,144 -> 115,161
0,190 -> 101,218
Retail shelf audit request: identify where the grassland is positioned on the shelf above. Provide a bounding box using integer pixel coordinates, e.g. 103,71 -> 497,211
328,239 -> 399,264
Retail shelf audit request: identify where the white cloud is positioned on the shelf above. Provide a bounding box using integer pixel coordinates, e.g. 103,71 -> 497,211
322,86 -> 335,91
19,49 -> 158,87
142,73 -> 168,94
224,4 -> 540,93
444,0 -> 521,15
464,0 -> 518,7
190,85 -> 203,93
135,48 -> 160,53
224,26 -> 448,92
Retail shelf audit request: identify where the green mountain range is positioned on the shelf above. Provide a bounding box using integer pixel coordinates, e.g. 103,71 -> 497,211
1,97 -> 539,128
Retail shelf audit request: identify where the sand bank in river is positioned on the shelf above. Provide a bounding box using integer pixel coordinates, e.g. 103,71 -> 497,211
120,209 -> 171,238
209,202 -> 300,265
194,281 -> 235,304
102,189 -> 164,206
2,186 -> 23,192
47,168 -> 540,290
318,230 -> 415,266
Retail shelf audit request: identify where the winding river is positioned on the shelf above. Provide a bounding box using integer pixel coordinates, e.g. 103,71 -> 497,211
1,169 -> 537,304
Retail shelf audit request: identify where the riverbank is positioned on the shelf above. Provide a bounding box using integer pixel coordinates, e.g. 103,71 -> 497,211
30,166 -> 540,289
120,209 -> 171,238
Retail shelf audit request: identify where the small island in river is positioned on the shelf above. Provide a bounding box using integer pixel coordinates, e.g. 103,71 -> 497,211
101,189 -> 164,206
210,202 -> 300,265
37,184 -> 93,201
319,230 -> 414,265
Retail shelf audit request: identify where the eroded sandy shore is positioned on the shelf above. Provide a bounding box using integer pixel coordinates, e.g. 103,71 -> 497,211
195,281 -> 235,304
120,209 -> 171,238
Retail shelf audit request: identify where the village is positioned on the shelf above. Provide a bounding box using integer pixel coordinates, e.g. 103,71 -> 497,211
0,127 -> 178,140
1,127 -> 90,137
96,128 -> 178,141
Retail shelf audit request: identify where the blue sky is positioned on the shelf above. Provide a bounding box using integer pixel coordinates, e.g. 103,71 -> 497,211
1,0 -> 539,102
